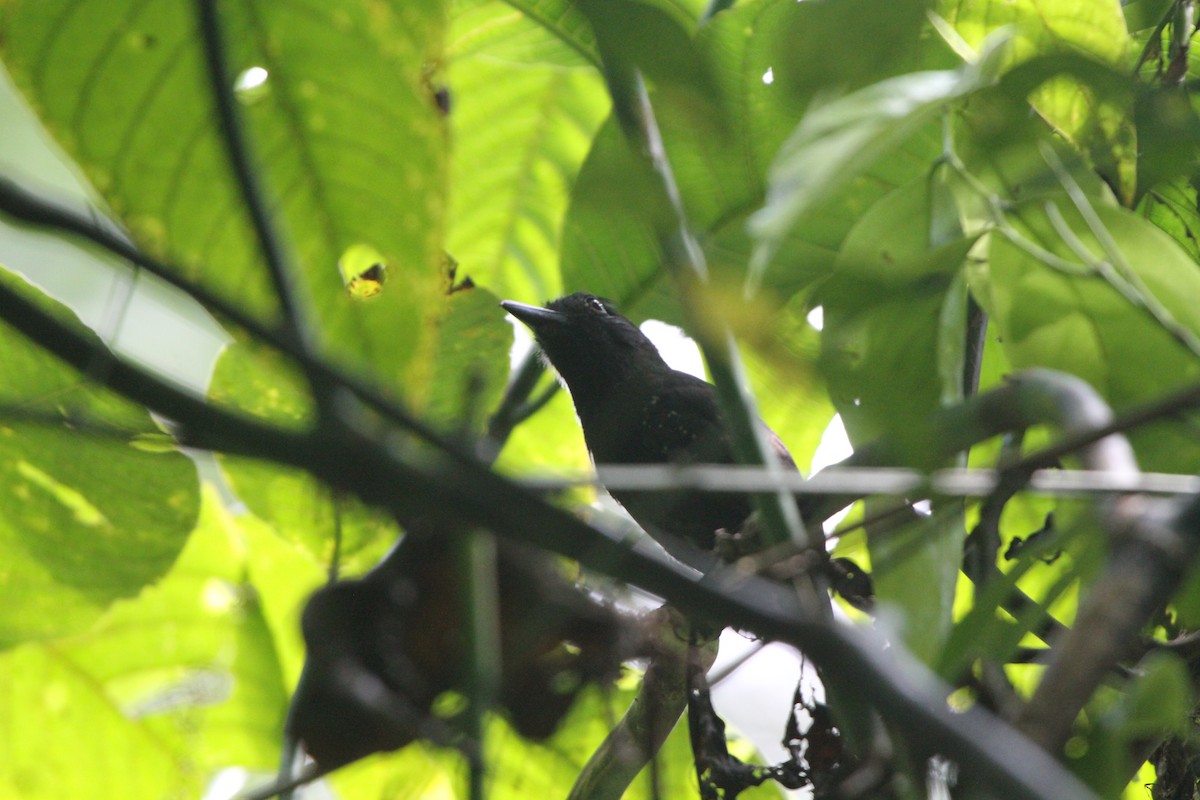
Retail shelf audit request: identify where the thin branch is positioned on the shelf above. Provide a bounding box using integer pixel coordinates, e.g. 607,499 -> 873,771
194,0 -> 312,348
519,464 -> 1200,499
1005,377 -> 1200,473
0,178 -> 478,472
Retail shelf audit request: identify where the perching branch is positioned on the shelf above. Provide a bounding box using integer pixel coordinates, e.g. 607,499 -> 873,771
0,261 -> 1099,800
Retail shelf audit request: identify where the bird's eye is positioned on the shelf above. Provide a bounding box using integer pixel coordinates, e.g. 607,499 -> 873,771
588,297 -> 608,315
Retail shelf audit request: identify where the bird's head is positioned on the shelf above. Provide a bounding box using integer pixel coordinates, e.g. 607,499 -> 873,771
501,293 -> 667,397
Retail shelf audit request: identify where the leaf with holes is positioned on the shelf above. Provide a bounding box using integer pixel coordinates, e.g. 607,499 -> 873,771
0,0 -> 448,402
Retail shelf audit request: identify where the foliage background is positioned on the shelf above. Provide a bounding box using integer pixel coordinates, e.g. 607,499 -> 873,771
0,0 -> 1199,797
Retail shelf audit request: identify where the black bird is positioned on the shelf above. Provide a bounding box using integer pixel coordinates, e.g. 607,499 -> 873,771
501,292 -> 798,569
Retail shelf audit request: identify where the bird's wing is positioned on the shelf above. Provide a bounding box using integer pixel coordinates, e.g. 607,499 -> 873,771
649,371 -> 799,471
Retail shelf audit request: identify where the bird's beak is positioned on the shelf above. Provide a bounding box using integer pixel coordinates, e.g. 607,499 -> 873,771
500,300 -> 567,330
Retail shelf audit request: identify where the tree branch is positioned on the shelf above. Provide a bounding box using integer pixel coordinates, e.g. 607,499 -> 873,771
568,608 -> 717,800
1017,493 -> 1200,753
0,266 -> 1098,800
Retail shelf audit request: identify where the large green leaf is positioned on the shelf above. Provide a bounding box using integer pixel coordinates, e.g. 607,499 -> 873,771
0,269 -> 199,646
0,0 -> 449,398
815,174 -> 980,661
446,9 -> 609,302
750,66 -> 987,263
209,286 -> 512,566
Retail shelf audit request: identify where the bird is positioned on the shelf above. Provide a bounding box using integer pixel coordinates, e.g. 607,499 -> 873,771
501,292 -> 798,570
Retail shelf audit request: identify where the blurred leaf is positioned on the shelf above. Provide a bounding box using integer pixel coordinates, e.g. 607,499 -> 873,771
938,0 -> 1135,199
0,641 -> 186,798
206,339 -> 315,430
331,683 -> 783,800
1123,0 -> 1174,34
835,176 -> 978,286
209,288 -> 511,566
418,286 -> 513,434
871,509 -> 966,664
562,0 -> 950,320
1073,651 -> 1193,795
983,197 -> 1200,472
750,66 -> 988,261
0,268 -> 199,646
767,0 -> 934,104
1120,651 -> 1193,739
1133,88 -> 1200,200
453,0 -> 599,67
209,340 -> 400,567
1169,556 -> 1200,628
815,174 -> 982,660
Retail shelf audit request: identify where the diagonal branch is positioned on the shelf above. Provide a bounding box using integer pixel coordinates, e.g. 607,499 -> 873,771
0,177 -> 473,470
0,260 -> 1097,800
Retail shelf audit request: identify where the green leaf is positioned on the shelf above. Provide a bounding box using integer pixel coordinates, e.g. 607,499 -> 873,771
330,683 -> 783,800
0,642 -> 187,798
208,340 -> 400,567
1138,178 -> 1200,262
561,0 -> 949,318
419,286 -> 514,434
834,176 -> 979,286
445,21 -> 608,302
209,288 -> 510,566
452,0 -> 598,68
983,197 -> 1200,472
750,66 -> 987,261
0,269 -> 199,646
938,0 -> 1135,198
1072,650 -> 1192,795
0,488 -> 316,796
0,0 -> 450,401
1120,651 -> 1194,739
766,0 -> 935,104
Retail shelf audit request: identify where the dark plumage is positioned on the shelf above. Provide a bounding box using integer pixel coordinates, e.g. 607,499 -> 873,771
502,293 -> 797,568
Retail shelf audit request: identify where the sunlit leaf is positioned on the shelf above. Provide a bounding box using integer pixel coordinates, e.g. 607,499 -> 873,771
984,196 -> 1200,472
938,0 -> 1135,199
0,488 -> 317,796
0,269 -> 199,646
0,0 -> 450,401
